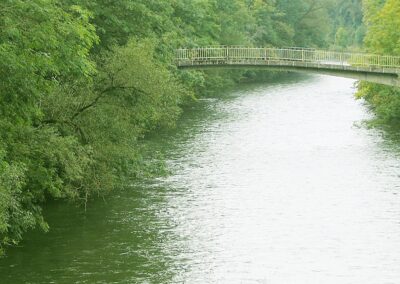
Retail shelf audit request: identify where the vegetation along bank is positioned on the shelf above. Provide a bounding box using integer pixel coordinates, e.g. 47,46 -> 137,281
1,0 -> 398,255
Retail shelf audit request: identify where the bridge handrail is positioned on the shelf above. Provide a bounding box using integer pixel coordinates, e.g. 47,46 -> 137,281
175,47 -> 400,69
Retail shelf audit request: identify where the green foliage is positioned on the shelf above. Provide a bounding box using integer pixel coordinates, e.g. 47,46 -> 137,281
0,0 -> 98,254
60,0 -> 178,52
276,0 -> 334,47
329,0 -> 365,49
248,0 -> 294,46
0,0 -> 98,120
76,40 -> 189,189
357,0 -> 400,128
363,0 -> 400,54
357,82 -> 400,125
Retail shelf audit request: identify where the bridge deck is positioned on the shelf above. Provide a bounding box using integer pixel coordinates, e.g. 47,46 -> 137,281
176,47 -> 400,78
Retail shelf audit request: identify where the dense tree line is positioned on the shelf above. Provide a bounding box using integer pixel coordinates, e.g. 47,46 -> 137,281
329,0 -> 365,49
356,0 -> 400,126
0,0 -> 340,254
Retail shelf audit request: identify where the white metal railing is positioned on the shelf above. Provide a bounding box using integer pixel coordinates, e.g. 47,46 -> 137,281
175,47 -> 400,70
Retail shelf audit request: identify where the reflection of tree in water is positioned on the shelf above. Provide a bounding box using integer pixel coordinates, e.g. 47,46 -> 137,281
0,186 -> 181,283
376,126 -> 400,158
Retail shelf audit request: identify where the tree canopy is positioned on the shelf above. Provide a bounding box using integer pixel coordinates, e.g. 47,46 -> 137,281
357,0 -> 400,126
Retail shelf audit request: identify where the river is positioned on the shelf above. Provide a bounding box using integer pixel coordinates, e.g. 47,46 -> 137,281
1,74 -> 400,283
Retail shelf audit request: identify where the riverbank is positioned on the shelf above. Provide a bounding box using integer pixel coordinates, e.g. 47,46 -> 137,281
2,75 -> 400,283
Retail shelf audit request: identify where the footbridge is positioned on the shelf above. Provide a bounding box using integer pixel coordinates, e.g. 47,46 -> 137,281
175,47 -> 400,87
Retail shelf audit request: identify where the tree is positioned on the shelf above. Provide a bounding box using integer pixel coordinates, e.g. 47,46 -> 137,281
329,0 -> 365,48
276,0 -> 334,47
363,0 -> 400,54
0,0 -> 97,253
357,0 -> 400,127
